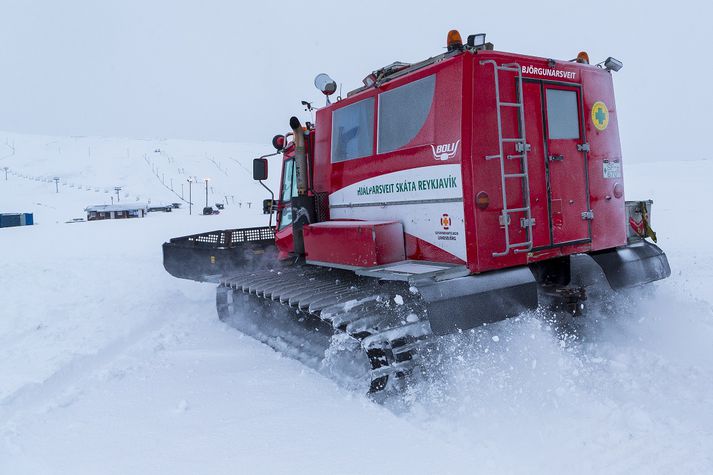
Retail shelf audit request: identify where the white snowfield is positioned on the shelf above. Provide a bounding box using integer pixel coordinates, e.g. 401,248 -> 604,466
1,131 -> 712,474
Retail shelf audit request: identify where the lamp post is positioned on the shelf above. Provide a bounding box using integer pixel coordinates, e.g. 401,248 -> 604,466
114,186 -> 122,203
187,178 -> 193,215
204,178 -> 210,208
54,177 -> 60,193
3,167 -> 8,180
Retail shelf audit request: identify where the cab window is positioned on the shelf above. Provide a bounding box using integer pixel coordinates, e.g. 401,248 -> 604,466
331,97 -> 375,162
377,74 -> 435,153
278,158 -> 297,230
546,89 -> 580,139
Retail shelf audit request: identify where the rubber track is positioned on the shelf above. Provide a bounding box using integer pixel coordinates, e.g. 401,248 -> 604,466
217,266 -> 433,393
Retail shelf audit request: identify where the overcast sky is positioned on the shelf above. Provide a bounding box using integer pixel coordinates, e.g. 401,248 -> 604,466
0,0 -> 709,162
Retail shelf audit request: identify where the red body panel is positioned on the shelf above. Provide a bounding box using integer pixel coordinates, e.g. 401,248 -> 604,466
581,68 -> 626,250
275,224 -> 294,260
303,221 -> 405,267
292,49 -> 626,274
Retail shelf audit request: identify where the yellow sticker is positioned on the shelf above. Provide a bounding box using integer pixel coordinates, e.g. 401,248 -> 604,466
591,101 -> 609,131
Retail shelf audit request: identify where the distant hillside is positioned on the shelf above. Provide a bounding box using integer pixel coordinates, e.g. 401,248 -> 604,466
0,131 -> 280,222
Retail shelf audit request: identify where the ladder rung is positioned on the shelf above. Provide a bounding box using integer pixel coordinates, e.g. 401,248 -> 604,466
504,173 -> 526,178
504,207 -> 529,213
509,241 -> 532,248
506,154 -> 525,160
499,102 -> 522,108
502,138 -> 525,142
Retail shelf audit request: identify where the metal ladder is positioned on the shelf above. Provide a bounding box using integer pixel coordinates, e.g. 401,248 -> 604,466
480,60 -> 534,257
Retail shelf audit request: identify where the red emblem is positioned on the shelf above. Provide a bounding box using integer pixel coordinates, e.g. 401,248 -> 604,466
629,217 -> 644,236
440,213 -> 451,230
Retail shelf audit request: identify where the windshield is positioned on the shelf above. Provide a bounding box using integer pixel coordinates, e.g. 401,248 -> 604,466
278,158 -> 297,230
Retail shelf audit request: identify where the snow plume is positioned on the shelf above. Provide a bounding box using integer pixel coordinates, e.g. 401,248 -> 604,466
390,283 -> 713,473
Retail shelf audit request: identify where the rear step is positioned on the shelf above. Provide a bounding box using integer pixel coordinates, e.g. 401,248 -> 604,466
162,226 -> 276,282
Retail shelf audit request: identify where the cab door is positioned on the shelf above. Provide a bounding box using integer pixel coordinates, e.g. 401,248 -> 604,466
543,85 -> 590,245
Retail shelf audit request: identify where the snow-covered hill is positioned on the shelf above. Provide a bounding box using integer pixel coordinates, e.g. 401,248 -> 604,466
0,131 -> 281,223
1,132 -> 712,474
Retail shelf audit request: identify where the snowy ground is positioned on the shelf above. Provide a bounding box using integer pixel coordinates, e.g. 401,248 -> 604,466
1,132 -> 712,474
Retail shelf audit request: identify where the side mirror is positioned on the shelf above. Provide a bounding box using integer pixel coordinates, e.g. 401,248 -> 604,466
253,158 -> 268,181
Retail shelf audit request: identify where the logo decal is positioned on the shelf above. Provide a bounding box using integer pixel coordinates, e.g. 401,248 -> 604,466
294,207 -> 312,223
431,140 -> 460,161
592,101 -> 609,131
521,65 -> 577,80
629,216 -> 644,236
435,213 -> 459,242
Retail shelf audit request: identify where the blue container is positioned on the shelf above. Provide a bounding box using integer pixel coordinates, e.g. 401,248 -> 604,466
0,213 -> 34,227
0,214 -> 21,227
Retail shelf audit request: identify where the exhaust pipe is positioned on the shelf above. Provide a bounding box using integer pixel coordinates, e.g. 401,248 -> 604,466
289,117 -> 315,255
290,116 -> 308,196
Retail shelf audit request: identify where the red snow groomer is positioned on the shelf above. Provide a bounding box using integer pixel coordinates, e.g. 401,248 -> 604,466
163,31 -> 670,393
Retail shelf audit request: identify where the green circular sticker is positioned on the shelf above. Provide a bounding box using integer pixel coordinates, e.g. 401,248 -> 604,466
592,101 -> 609,131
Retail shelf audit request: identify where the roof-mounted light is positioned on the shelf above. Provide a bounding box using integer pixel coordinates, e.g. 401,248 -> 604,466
314,73 -> 337,105
447,30 -> 463,52
362,73 -> 376,87
467,33 -> 486,48
272,134 -> 286,152
576,51 -> 590,64
603,57 -> 623,72
314,73 -> 337,96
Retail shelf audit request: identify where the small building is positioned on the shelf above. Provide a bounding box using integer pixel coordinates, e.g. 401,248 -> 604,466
0,213 -> 34,228
85,203 -> 147,221
147,204 -> 173,213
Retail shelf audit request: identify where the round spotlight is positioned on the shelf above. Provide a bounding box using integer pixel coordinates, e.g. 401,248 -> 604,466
272,134 -> 286,151
314,73 -> 337,96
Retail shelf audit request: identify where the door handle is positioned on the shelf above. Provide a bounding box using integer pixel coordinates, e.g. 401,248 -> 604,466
548,154 -> 564,162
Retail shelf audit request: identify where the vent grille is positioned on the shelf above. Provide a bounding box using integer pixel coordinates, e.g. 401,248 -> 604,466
172,226 -> 275,248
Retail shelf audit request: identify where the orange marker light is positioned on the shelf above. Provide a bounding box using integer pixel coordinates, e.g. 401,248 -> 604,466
447,30 -> 463,51
576,51 -> 590,64
476,191 -> 490,209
